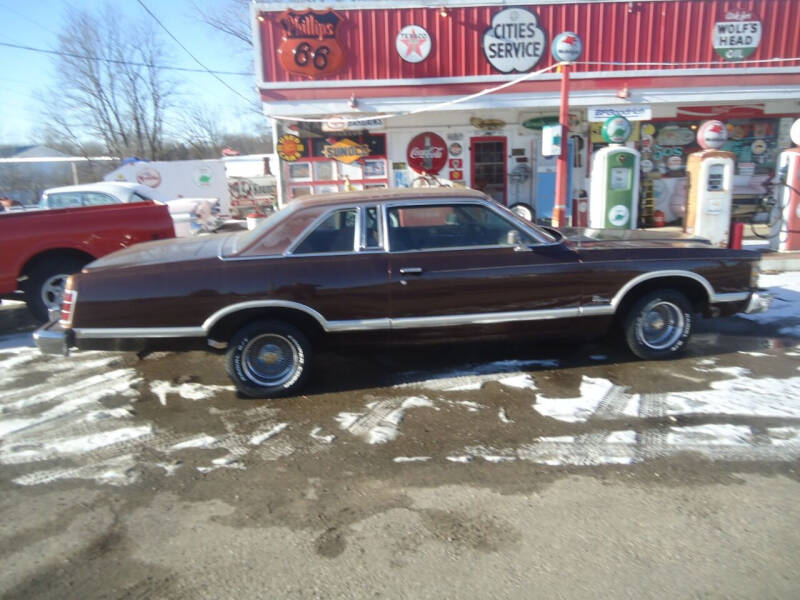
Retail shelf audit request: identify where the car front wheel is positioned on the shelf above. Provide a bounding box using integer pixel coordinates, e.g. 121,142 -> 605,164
623,289 -> 692,360
226,320 -> 311,398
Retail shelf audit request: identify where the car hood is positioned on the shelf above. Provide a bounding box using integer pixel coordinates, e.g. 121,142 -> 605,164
559,227 -> 715,251
84,233 -> 232,271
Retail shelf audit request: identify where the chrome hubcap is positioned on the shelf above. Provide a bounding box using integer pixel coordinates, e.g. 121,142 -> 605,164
41,273 -> 68,310
637,300 -> 685,350
242,334 -> 298,387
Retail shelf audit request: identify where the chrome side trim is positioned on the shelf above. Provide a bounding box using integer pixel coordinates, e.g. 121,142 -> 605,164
711,291 -> 750,303
201,300 -> 329,332
327,318 -> 391,332
73,326 -> 205,339
389,305 -> 614,330
610,270 -> 715,308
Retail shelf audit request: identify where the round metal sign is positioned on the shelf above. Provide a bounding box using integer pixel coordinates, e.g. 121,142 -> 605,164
601,116 -> 632,144
790,119 -> 800,146
407,132 -> 448,174
697,120 -> 728,150
551,32 -> 583,63
396,25 -> 431,63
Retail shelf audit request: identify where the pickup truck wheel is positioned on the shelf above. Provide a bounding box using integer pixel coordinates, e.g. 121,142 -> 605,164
25,257 -> 88,322
623,290 -> 692,360
226,320 -> 311,398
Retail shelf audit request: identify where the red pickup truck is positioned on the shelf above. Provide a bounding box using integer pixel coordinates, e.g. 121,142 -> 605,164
1,201 -> 175,321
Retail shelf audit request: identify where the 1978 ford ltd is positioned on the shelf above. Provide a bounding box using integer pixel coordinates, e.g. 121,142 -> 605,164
35,188 -> 771,398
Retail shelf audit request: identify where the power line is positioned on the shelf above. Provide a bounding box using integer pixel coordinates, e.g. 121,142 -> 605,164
0,40 -> 254,76
134,0 -> 258,109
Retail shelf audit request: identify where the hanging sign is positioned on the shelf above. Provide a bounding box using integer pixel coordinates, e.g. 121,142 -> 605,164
277,9 -> 346,78
322,116 -> 385,132
522,116 -> 559,130
449,142 -> 463,156
482,8 -> 546,73
396,25 -> 431,63
588,105 -> 652,122
277,134 -> 305,162
407,132 -> 448,174
712,11 -> 761,61
321,138 -> 370,164
470,117 -> 505,130
551,32 -> 582,63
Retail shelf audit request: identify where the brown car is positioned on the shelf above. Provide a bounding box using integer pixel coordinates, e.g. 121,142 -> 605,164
35,188 -> 771,398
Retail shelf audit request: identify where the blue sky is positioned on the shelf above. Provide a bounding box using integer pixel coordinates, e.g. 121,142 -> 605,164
0,0 -> 262,145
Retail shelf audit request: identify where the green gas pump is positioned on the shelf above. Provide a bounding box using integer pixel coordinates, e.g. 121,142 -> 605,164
589,116 -> 641,229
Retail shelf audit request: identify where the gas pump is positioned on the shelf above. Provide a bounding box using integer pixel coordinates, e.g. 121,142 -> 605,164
589,116 -> 640,229
770,119 -> 800,252
684,120 -> 734,247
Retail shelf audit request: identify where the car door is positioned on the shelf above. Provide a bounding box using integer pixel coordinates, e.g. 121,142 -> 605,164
280,204 -> 390,324
385,201 -> 584,327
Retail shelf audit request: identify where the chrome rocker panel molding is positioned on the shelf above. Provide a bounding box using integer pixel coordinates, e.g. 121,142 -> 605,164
69,270 -> 750,341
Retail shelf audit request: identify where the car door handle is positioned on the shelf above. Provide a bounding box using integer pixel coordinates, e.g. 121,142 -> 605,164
399,267 -> 423,275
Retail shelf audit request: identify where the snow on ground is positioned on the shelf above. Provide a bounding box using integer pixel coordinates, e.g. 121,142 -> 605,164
3,272 -> 800,484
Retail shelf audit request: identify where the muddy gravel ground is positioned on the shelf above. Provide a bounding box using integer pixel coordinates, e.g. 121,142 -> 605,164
1,300 -> 800,599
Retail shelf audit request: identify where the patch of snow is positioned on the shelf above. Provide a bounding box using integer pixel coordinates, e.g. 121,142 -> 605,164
149,380 -> 234,406
766,427 -> 800,447
249,423 -> 288,445
498,407 -> 513,424
738,351 -> 770,357
13,454 -> 139,487
310,426 -> 336,444
1,426 -> 153,465
335,396 -> 433,444
446,455 -> 473,463
656,374 -> 800,418
395,359 -> 553,391
666,424 -> 752,446
170,434 -> 218,450
533,376 -> 620,423
497,373 -> 536,390
393,456 -> 432,463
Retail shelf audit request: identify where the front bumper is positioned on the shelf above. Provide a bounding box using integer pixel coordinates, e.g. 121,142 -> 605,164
33,321 -> 72,355
743,290 -> 772,314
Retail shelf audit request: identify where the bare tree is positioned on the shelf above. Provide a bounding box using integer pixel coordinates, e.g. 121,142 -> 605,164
41,4 -> 175,160
196,0 -> 253,49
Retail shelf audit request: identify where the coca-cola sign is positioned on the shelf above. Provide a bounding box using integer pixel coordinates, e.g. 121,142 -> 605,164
406,132 -> 448,174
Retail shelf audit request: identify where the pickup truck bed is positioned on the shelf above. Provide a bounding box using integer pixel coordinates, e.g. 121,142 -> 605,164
1,201 -> 174,321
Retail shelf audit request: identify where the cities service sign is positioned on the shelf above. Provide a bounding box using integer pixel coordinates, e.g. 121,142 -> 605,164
482,8 -> 546,73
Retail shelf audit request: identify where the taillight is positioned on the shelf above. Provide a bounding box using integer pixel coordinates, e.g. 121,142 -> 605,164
60,287 -> 77,327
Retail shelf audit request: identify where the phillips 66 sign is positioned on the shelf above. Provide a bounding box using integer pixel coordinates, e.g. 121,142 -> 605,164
277,9 -> 346,78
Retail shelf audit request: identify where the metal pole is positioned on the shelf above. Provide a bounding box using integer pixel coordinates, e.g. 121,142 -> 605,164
71,161 -> 79,185
552,63 -> 570,228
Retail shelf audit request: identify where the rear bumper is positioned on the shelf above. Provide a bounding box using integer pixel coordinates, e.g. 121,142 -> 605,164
34,321 -> 73,355
743,290 -> 772,314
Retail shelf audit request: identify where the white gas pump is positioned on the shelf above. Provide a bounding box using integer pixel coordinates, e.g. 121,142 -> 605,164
684,120 -> 735,247
770,119 -> 800,252
589,116 -> 640,229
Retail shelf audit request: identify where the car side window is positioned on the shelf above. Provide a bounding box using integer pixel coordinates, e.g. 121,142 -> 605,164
81,192 -> 119,206
364,206 -> 381,249
293,208 -> 357,255
45,193 -> 83,208
386,203 -> 535,251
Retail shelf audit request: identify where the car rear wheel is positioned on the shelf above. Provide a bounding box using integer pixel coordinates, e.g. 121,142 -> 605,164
25,256 -> 88,322
225,320 -> 311,398
623,289 -> 692,360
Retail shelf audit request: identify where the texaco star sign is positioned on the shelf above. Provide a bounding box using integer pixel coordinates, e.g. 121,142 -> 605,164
396,25 -> 431,63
